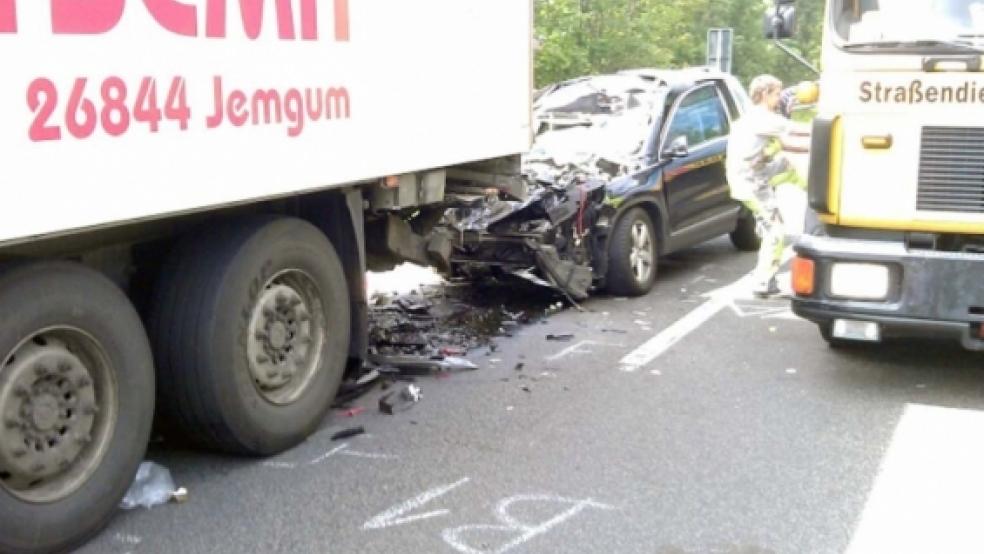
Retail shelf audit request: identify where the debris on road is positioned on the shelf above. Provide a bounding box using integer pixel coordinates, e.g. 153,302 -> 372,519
333,372 -> 382,408
546,333 -> 575,342
403,384 -> 422,403
120,462 -> 184,510
331,427 -> 366,441
369,281 -> 557,360
341,407 -> 366,418
379,385 -> 422,415
370,354 -> 478,375
356,368 -> 381,387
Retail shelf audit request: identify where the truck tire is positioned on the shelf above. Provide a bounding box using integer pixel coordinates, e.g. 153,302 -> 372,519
149,216 -> 350,455
606,208 -> 658,296
0,262 -> 154,554
729,206 -> 761,252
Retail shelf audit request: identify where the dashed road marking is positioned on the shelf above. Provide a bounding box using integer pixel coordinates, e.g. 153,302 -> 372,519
619,248 -> 793,372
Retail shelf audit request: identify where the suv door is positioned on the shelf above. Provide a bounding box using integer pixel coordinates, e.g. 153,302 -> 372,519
661,83 -> 733,235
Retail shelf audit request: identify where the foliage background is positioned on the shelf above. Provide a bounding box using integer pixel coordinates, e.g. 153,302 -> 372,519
534,0 -> 823,88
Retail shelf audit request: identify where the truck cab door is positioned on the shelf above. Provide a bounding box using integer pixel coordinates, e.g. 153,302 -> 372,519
660,84 -> 732,236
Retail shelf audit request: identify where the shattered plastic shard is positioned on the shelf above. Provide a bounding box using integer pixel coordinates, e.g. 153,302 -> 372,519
379,385 -> 422,415
120,462 -> 179,510
403,384 -> 422,403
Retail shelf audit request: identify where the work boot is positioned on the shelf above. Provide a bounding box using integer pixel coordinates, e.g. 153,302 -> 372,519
752,277 -> 780,298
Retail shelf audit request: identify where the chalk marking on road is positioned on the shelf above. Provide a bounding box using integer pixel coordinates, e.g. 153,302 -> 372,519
362,477 -> 471,530
618,247 -> 793,372
847,404 -> 984,554
114,533 -> 142,546
262,443 -> 348,469
544,340 -> 623,362
263,442 -> 396,469
441,495 -> 615,554
308,443 -> 350,465
339,450 -> 400,460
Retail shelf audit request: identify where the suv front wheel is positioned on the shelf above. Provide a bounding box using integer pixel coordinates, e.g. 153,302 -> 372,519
606,207 -> 658,296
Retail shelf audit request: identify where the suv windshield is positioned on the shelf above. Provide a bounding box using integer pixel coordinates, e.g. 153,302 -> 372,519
833,0 -> 984,47
526,75 -> 668,181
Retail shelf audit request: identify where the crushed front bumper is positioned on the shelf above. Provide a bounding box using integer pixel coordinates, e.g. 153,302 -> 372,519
792,234 -> 984,350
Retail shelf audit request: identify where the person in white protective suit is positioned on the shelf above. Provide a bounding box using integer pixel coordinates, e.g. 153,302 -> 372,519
725,75 -> 808,297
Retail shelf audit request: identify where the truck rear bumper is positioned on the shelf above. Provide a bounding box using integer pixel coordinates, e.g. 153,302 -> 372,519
791,234 -> 984,350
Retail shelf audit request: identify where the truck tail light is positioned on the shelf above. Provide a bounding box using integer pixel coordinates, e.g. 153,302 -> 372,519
791,256 -> 816,296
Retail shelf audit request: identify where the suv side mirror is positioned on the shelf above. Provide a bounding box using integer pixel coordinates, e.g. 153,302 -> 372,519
663,136 -> 689,159
764,0 -> 796,39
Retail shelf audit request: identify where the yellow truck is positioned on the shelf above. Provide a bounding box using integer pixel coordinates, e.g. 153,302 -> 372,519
769,0 -> 984,349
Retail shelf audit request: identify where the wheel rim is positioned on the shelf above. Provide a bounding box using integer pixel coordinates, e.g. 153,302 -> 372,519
246,269 -> 326,405
0,328 -> 117,504
628,220 -> 654,284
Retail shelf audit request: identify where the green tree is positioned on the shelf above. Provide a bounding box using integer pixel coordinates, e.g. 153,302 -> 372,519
534,0 -> 824,88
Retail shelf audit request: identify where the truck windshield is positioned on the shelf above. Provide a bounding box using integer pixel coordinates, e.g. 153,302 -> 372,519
833,0 -> 984,50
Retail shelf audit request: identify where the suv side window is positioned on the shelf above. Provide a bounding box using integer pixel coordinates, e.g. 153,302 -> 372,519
664,85 -> 730,150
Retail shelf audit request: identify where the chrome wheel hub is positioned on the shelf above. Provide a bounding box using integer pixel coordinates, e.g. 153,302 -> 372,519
628,221 -> 654,283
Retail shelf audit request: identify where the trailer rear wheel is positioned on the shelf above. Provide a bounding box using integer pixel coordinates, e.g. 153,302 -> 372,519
150,217 -> 350,455
0,262 -> 154,554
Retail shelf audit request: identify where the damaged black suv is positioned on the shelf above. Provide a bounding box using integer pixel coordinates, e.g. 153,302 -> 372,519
444,68 -> 759,299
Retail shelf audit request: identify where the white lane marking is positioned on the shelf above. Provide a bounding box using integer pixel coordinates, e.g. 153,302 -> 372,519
847,404 -> 984,554
618,292 -> 733,372
362,477 -> 471,530
618,247 -> 793,372
441,495 -> 615,554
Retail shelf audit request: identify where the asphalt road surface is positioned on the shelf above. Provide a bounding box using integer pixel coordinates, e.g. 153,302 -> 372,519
81,237 -> 984,554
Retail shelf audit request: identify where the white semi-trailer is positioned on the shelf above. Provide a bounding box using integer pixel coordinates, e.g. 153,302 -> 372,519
0,2 -> 532,551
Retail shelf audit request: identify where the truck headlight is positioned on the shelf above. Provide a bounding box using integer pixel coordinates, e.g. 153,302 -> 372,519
829,263 -> 890,300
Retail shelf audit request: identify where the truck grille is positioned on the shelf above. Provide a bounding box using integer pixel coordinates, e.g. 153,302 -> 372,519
918,126 -> 984,213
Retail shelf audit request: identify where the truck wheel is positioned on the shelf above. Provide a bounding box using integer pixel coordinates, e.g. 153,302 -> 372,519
0,262 -> 154,554
729,206 -> 761,252
150,217 -> 350,455
606,208 -> 658,296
